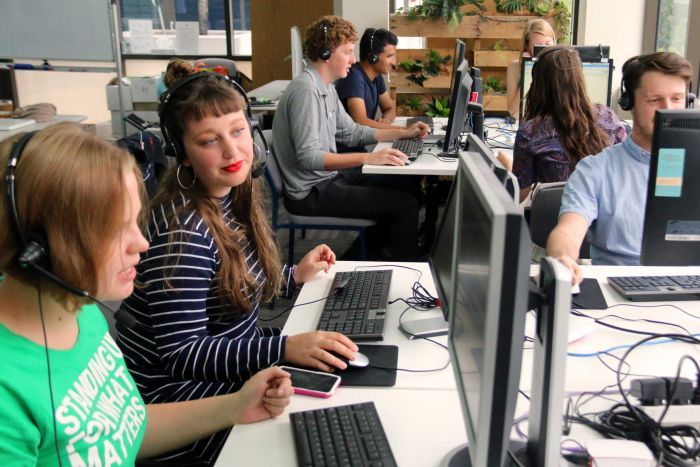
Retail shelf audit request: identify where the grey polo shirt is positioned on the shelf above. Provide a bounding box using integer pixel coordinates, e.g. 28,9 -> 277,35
272,66 -> 377,200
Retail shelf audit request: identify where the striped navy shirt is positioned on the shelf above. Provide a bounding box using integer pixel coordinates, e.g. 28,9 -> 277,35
116,191 -> 294,463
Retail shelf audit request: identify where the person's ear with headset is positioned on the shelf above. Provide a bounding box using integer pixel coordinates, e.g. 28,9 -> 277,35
0,123 -> 293,464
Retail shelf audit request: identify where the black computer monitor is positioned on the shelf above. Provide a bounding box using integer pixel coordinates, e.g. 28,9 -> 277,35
464,134 -> 520,202
427,179 -> 459,320
533,44 -> 610,61
471,66 -> 483,105
441,61 -> 473,156
641,109 -> 700,265
449,39 -> 466,92
446,153 -> 531,466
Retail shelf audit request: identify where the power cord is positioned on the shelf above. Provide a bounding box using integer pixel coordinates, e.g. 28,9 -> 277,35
566,334 -> 700,466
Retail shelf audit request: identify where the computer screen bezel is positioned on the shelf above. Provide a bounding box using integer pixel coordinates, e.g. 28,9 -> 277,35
533,44 -> 610,61
427,179 -> 459,321
519,57 -> 614,122
442,61 -> 473,154
641,108 -> 700,265
448,153 -> 530,467
464,134 -> 520,203
449,39 -> 466,92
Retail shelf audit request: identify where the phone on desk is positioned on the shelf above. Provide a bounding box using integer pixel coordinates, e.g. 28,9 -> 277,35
280,366 -> 341,398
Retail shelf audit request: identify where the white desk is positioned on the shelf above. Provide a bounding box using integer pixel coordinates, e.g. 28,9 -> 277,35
363,117 -> 517,176
215,262 -> 700,465
248,79 -> 291,112
0,114 -> 87,141
515,264 -> 700,451
281,262 -> 454,390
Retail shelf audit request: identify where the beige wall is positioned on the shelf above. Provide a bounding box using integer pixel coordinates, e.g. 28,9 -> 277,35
577,0 -> 646,116
334,0 -> 390,57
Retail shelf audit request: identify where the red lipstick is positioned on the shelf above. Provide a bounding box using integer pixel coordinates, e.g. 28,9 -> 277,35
223,161 -> 243,173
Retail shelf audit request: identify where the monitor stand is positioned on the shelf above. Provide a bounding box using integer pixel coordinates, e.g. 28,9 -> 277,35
445,441 -> 528,466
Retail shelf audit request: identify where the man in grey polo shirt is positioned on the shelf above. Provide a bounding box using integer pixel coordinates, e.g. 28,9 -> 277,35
272,15 -> 429,260
546,52 -> 693,283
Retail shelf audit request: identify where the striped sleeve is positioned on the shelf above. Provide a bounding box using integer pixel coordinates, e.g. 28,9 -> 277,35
141,210 -> 287,384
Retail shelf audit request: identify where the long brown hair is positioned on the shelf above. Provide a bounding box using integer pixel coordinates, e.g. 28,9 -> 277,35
0,123 -> 143,311
155,59 -> 282,313
524,46 -> 611,165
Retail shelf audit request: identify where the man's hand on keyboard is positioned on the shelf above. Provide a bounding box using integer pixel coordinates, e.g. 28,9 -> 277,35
285,331 -> 358,372
403,121 -> 431,139
295,244 -> 336,283
366,148 -> 408,166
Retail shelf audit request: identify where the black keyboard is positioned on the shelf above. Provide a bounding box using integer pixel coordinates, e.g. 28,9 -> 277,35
406,116 -> 434,127
316,270 -> 392,341
608,275 -> 700,301
391,139 -> 423,160
290,402 -> 398,467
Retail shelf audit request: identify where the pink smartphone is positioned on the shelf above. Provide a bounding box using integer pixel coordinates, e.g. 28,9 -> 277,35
279,366 -> 341,398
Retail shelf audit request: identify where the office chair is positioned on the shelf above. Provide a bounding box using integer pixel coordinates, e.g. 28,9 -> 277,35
193,58 -> 240,84
261,130 -> 376,265
529,182 -> 590,259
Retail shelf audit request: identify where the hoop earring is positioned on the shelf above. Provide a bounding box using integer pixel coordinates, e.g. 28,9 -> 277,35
177,164 -> 196,190
252,142 -> 262,164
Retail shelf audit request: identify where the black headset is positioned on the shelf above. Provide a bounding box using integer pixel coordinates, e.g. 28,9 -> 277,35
319,23 -> 331,61
158,71 -> 268,179
367,29 -> 379,65
618,55 -> 692,111
5,131 -> 137,328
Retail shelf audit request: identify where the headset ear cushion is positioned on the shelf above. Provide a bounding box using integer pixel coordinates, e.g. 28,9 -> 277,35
368,54 -> 379,65
319,48 -> 331,61
618,92 -> 633,111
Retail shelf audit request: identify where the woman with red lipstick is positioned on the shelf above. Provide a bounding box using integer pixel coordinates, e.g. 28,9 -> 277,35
116,60 -> 359,463
0,123 -> 292,465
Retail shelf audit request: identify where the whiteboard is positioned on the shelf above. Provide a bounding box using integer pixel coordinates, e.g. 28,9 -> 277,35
0,0 -> 115,62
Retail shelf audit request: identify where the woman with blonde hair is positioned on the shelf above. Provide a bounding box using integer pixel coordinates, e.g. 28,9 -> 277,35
116,59 -> 359,463
506,18 -> 557,120
0,123 -> 292,464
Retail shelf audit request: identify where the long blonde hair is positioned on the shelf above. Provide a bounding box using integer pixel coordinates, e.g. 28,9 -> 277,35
156,59 -> 282,313
0,123 -> 143,311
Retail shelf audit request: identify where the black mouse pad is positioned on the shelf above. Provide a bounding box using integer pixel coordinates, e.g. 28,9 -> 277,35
336,344 -> 398,388
571,278 -> 608,310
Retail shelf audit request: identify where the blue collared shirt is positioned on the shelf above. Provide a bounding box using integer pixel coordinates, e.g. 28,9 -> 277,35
559,136 -> 651,265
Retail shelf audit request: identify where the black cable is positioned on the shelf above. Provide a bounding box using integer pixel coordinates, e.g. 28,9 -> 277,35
571,308 -> 693,338
38,281 -> 63,467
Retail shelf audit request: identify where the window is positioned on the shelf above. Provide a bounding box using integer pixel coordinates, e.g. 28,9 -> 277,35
119,0 -> 251,57
656,0 -> 690,55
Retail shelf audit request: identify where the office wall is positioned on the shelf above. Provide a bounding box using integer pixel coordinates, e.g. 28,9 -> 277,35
577,0 -> 646,116
334,0 -> 390,57
251,0 -> 333,87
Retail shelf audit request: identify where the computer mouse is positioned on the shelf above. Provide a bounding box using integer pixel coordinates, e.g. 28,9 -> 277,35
347,351 -> 370,368
334,351 -> 370,369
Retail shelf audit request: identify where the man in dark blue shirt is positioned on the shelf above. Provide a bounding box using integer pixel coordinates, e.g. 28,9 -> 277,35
336,28 -> 400,130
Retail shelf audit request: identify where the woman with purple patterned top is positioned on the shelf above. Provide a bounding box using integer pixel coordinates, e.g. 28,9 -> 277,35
511,46 -> 626,203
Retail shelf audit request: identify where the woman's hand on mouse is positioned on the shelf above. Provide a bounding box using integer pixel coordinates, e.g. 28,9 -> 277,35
284,331 -> 358,372
294,244 -> 336,284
